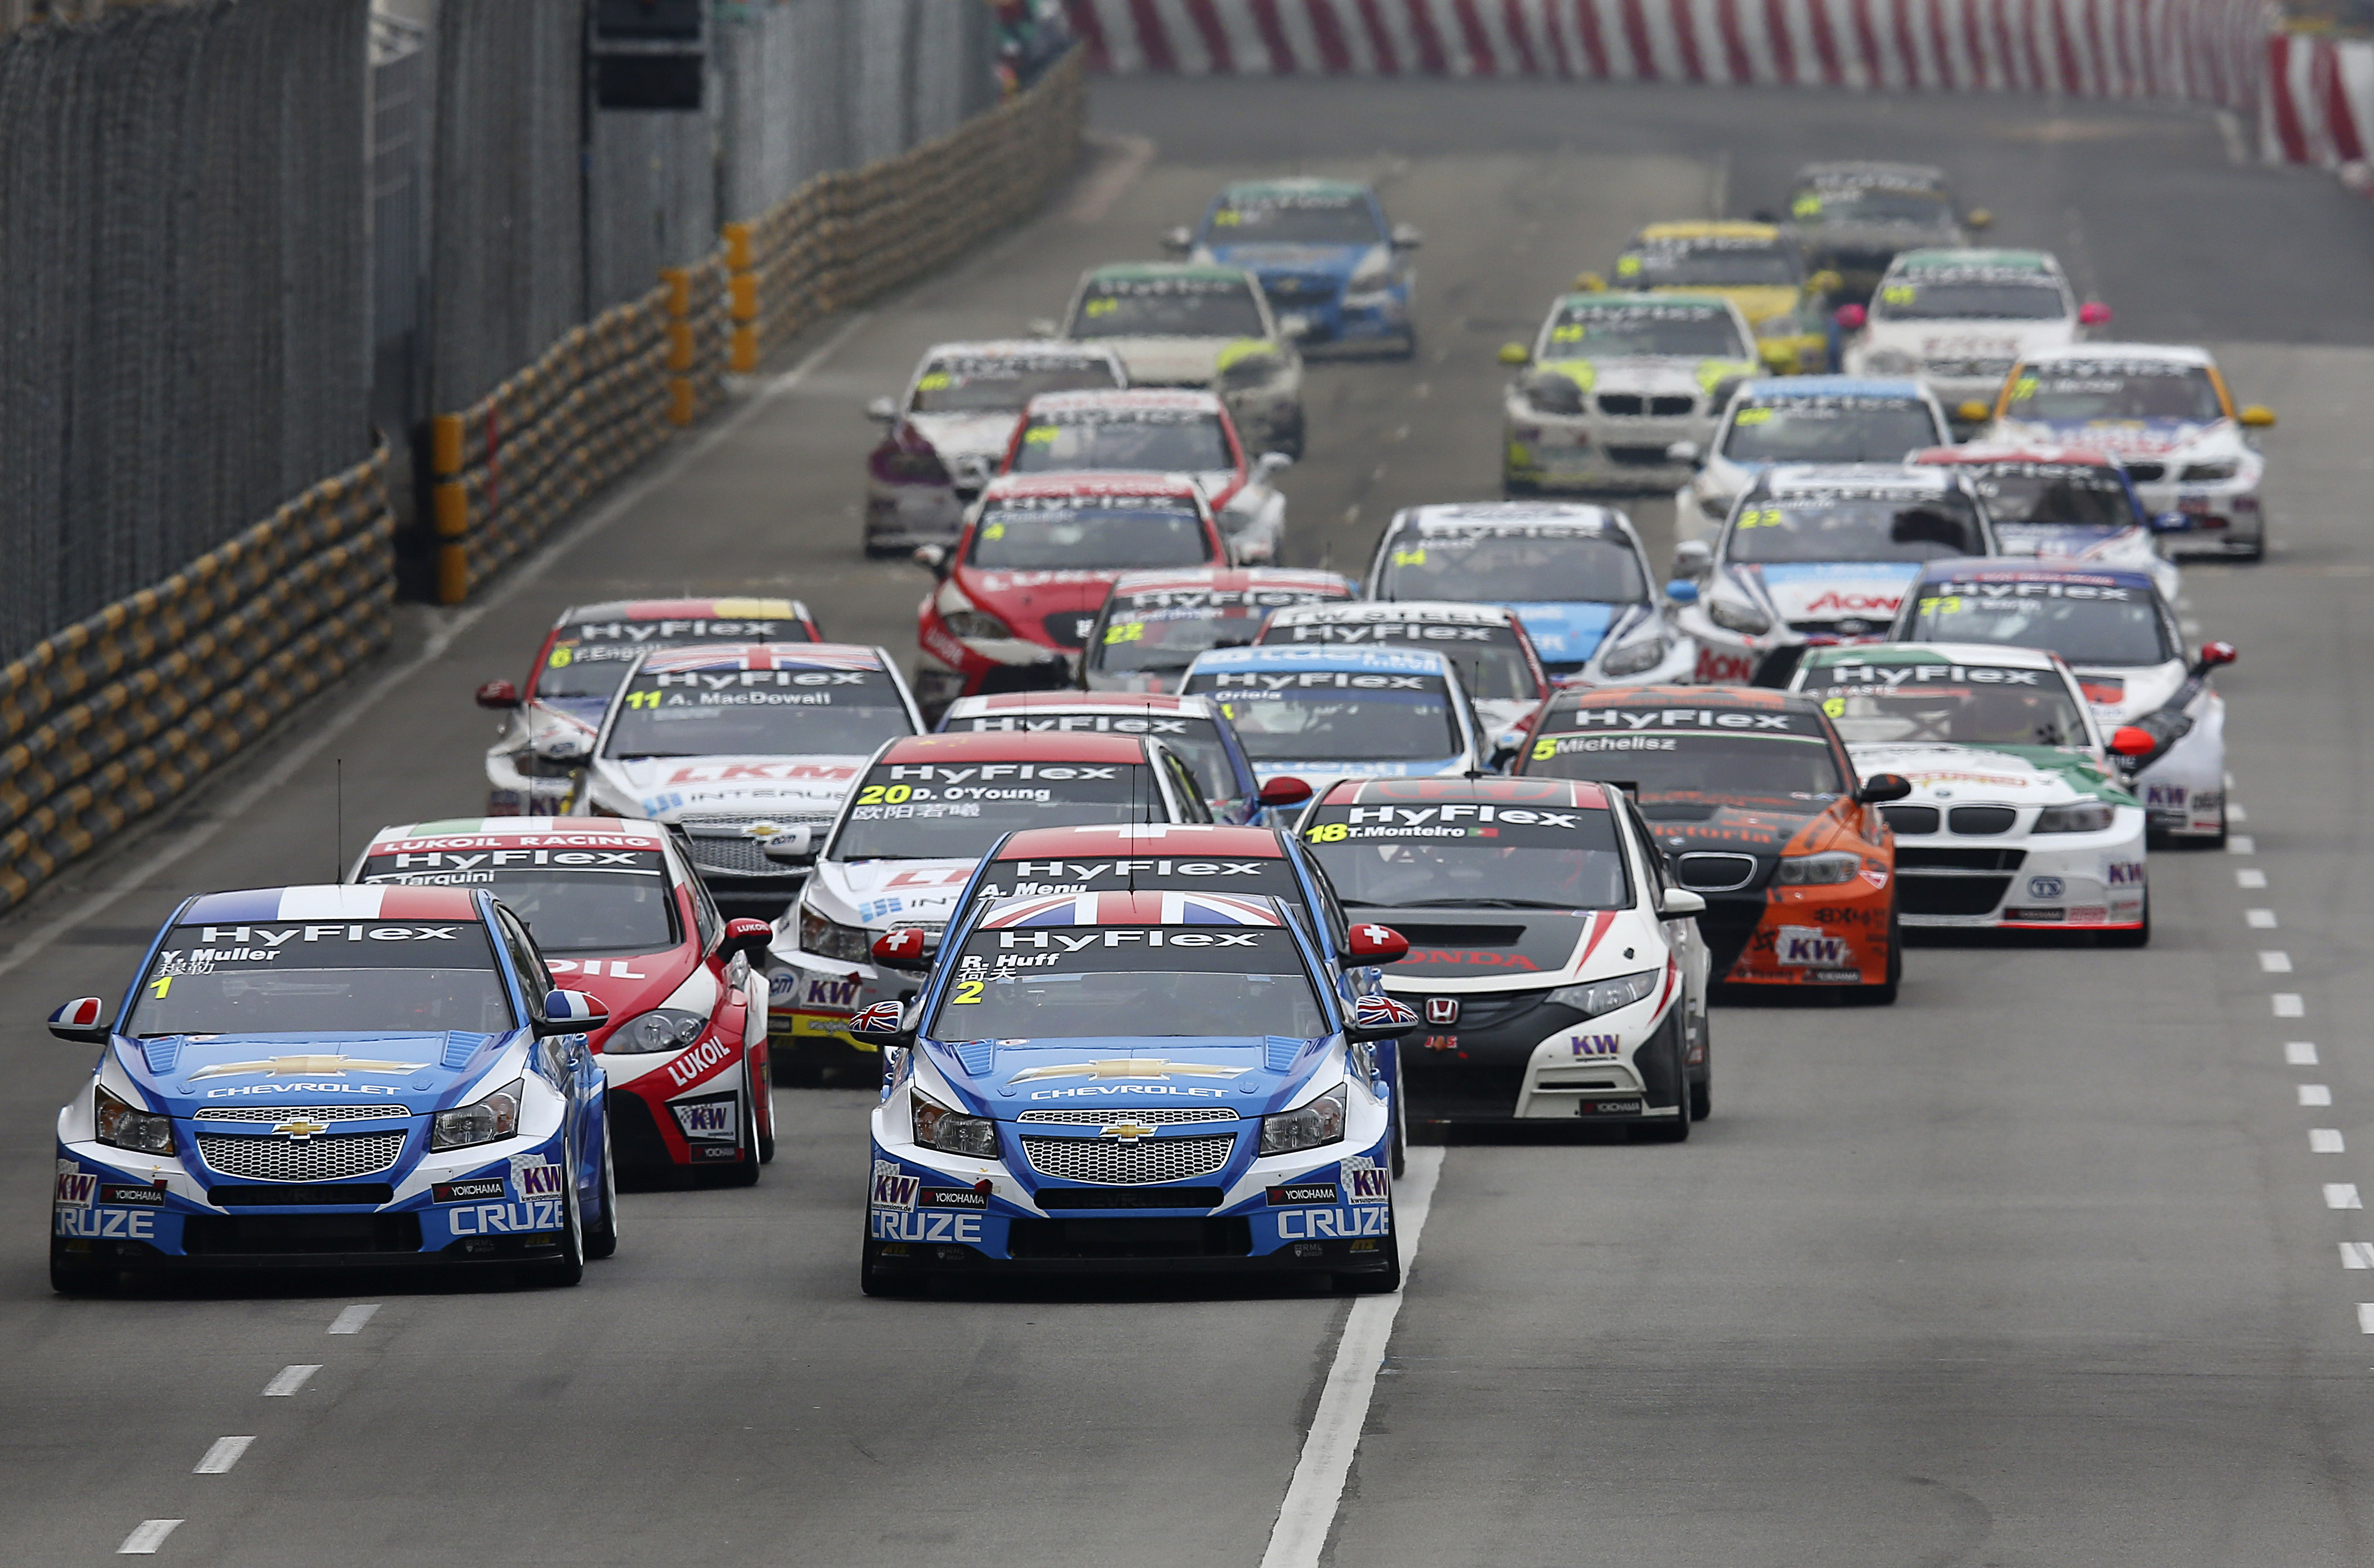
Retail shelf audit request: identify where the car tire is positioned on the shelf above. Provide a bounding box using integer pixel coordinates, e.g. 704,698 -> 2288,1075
1334,1226 -> 1402,1294
49,1243 -> 108,1296
2102,900 -> 2151,948
1389,1055 -> 1407,1179
860,1231 -> 925,1298
583,1126 -> 620,1261
1394,326 -> 1419,360
1688,1009 -> 1711,1122
715,1093 -> 763,1188
1689,1079 -> 1712,1121
534,1169 -> 586,1288
1863,910 -> 1903,1005
1648,1028 -> 1692,1143
756,1047 -> 778,1164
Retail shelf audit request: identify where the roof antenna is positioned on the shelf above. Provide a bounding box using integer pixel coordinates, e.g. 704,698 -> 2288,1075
334,758 -> 344,884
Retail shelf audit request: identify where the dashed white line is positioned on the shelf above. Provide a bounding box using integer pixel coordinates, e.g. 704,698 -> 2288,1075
117,1521 -> 181,1554
2312,1129 -> 2346,1153
2262,951 -> 2294,973
2289,1042 -> 2320,1066
2229,834 -> 2257,854
2301,1084 -> 2334,1107
2327,1184 -> 2362,1209
2357,1304 -> 2374,1334
192,1436 -> 254,1475
261,1365 -> 321,1397
2343,1243 -> 2374,1269
2238,868 -> 2269,889
327,1304 -> 380,1335
2229,804 -> 2250,823
2248,908 -> 2278,929
2275,994 -> 2306,1018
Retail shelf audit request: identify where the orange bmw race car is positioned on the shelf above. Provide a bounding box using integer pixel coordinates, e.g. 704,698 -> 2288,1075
1513,683 -> 1908,1000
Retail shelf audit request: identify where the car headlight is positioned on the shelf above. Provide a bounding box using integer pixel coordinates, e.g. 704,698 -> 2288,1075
94,1085 -> 174,1156
1599,635 -> 1668,678
2181,460 -> 2238,482
941,607 -> 1015,641
431,1078 -> 523,1152
912,1092 -> 999,1157
1698,491 -> 1732,520
1347,247 -> 1394,292
799,903 -> 875,964
607,1008 -> 708,1055
1259,1083 -> 1347,1156
1774,850 -> 1861,885
1546,968 -> 1662,1019
1707,376 -> 1745,411
1523,372 -> 1584,417
1218,353 -> 1286,391
1706,596 -> 1772,636
2033,802 -> 2115,833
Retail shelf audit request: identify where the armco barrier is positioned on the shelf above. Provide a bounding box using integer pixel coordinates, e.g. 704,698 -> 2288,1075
0,448 -> 395,914
1062,0 -> 2264,111
2264,30 -> 2374,174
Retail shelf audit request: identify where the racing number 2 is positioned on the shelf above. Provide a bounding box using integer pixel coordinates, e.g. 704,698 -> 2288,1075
950,979 -> 984,1005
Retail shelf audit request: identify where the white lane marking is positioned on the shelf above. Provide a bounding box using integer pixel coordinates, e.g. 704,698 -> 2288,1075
2217,108 -> 2249,164
2344,1243 -> 2374,1269
2358,1304 -> 2374,1334
2289,1041 -> 2320,1065
2327,1184 -> 2362,1209
2301,1084 -> 2334,1106
0,313 -> 872,979
327,1304 -> 379,1335
1061,132 -> 1157,224
2229,834 -> 2257,854
193,1436 -> 254,1475
2275,994 -> 2305,1017
2262,951 -> 2295,973
261,1365 -> 321,1397
2313,1129 -> 2347,1153
1259,1147 -> 1444,1568
2248,908 -> 2278,929
2229,804 -> 2250,823
117,1521 -> 181,1554
2238,868 -> 2268,889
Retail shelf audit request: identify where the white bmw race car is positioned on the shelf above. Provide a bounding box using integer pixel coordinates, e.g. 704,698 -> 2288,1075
1837,247 -> 2106,421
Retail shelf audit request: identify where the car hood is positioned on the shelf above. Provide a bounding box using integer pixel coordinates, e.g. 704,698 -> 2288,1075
1805,223 -> 1962,257
1204,242 -> 1362,274
923,1034 -> 1333,1119
906,412 -> 1024,461
1997,417 -> 2237,460
1580,356 -> 1757,394
593,755 -> 869,819
2066,659 -> 2187,724
808,857 -> 980,930
1367,906 -> 1630,987
1737,562 -> 1924,627
1501,600 -> 1621,665
116,1030 -> 520,1117
1842,742 -> 2137,806
955,567 -> 1133,648
1091,337 -> 1242,387
1639,799 -> 1827,861
1664,284 -> 1798,327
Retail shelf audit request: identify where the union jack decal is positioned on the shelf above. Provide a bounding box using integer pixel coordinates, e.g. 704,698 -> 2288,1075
638,642 -> 883,675
1352,995 -> 1419,1032
977,890 -> 1282,929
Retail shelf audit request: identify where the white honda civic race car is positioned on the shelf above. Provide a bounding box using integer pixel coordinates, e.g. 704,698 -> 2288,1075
1790,641 -> 2151,941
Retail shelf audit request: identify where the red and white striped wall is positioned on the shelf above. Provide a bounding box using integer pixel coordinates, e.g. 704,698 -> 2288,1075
2264,31 -> 2374,175
1064,0 -> 2266,113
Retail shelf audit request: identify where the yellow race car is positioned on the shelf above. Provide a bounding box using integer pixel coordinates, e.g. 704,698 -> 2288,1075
1591,222 -> 1838,376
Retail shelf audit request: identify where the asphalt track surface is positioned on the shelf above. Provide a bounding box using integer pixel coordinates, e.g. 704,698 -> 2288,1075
7,77 -> 2374,1566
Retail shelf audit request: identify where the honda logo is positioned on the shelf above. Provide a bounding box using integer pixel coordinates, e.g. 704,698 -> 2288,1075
1424,997 -> 1459,1026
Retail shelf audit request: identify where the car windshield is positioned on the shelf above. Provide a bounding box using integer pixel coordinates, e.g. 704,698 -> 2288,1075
968,501 -> 1213,571
1900,584 -> 2175,666
929,926 -> 1327,1039
1377,528 -> 1647,604
943,711 -> 1243,806
1808,661 -> 2094,747
1726,493 -> 1987,563
1259,620 -> 1541,703
1953,462 -> 2136,529
1542,302 -> 1749,359
1523,726 -> 1848,807
831,759 -> 1167,861
1873,277 -> 2064,320
357,849 -> 678,954
1185,671 -> 1462,763
1207,195 -> 1378,245
1299,799 -> 1631,909
532,620 -> 812,701
127,920 -> 515,1036
1012,409 -> 1233,474
2004,363 -> 2225,424
1092,607 -> 1265,674
909,356 -> 1121,415
1797,185 -> 1953,226
603,663 -> 913,760
1719,398 -> 1945,464
1617,241 -> 1798,288
1072,276 -> 1266,339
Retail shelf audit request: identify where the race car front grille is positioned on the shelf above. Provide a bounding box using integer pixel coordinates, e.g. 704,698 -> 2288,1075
2123,462 -> 2166,482
683,835 -> 786,879
194,1104 -> 412,1123
211,1183 -> 395,1207
195,1131 -> 407,1183
1262,273 -> 1335,300
1401,990 -> 1552,1033
1899,874 -> 2013,916
1946,805 -> 2018,835
1006,1216 -> 1251,1259
1020,1133 -> 1235,1186
1897,847 -> 2025,872
181,1213 -> 423,1257
1648,395 -> 1694,416
1017,1108 -> 1240,1125
1606,446 -> 1677,465
1597,393 -> 1644,416
1674,852 -> 1761,892
1880,805 -> 1940,835
1924,358 -> 2015,380
1035,1186 -> 1227,1209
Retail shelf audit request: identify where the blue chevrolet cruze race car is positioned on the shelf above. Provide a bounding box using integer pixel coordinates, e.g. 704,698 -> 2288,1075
1172,177 -> 1419,354
47,884 -> 619,1291
855,887 -> 1418,1294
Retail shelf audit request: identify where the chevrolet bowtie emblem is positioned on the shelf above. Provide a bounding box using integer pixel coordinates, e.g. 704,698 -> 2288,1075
273,1119 -> 330,1141
190,1056 -> 425,1080
1008,1058 -> 1249,1084
1100,1122 -> 1161,1142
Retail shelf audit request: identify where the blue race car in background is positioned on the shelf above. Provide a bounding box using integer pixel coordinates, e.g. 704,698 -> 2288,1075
855,888 -> 1417,1294
47,884 -> 619,1292
1167,177 -> 1420,355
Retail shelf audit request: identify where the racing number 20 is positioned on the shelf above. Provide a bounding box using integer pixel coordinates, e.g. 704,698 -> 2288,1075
856,785 -> 913,806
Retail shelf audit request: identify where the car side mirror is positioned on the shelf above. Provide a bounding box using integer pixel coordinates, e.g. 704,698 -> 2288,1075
872,928 -> 937,969
865,395 -> 899,424
759,825 -> 816,866
1955,399 -> 1991,424
2108,725 -> 2158,758
48,996 -> 109,1044
1025,317 -> 1058,339
1572,271 -> 1605,292
1656,888 -> 1707,917
1346,994 -> 1419,1041
2148,510 -> 2191,534
1253,451 -> 1293,480
1664,578 -> 1700,605
1390,222 -> 1422,250
912,543 -> 949,576
1346,922 -> 1409,964
2198,639 -> 2238,669
1664,439 -> 1701,467
2078,301 -> 2112,327
2239,405 -> 2277,429
1966,208 -> 1994,230
721,917 -> 774,964
535,732 -> 592,765
1671,540 -> 1713,577
1161,225 -> 1193,253
848,1000 -> 913,1043
1497,342 -> 1530,367
475,679 -> 521,711
1855,772 -> 1913,804
536,989 -> 610,1037
1834,303 -> 1866,331
1257,775 -> 1314,809
1277,312 -> 1314,342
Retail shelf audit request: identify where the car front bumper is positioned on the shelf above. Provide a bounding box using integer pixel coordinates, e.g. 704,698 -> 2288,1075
1892,818 -> 2148,930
